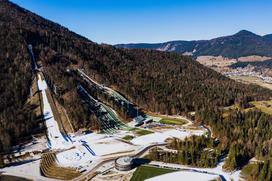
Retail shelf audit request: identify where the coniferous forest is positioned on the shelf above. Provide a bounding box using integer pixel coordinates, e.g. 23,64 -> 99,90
146,109 -> 272,180
146,136 -> 221,168
0,1 -> 272,179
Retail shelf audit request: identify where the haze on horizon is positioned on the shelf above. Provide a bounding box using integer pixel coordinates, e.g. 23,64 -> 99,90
11,0 -> 272,44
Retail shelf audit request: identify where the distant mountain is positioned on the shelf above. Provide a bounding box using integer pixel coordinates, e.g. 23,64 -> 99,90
115,30 -> 272,58
263,34 -> 272,41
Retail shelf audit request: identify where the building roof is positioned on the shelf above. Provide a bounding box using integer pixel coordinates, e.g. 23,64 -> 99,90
116,156 -> 133,166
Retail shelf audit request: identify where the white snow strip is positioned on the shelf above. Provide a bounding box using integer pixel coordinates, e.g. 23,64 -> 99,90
146,171 -> 220,181
131,129 -> 205,146
149,159 -> 241,181
37,74 -> 72,150
131,132 -> 169,145
56,133 -> 136,168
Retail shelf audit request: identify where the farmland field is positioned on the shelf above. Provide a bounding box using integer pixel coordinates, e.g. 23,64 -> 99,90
230,76 -> 272,90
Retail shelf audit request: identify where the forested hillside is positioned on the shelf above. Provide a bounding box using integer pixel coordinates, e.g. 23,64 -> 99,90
0,0 -> 271,156
197,108 -> 272,180
0,21 -> 34,152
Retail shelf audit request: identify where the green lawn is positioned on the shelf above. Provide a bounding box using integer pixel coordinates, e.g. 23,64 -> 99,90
250,101 -> 272,115
159,118 -> 187,125
122,135 -> 134,141
240,163 -> 259,180
146,112 -> 187,125
135,129 -> 153,136
129,128 -> 153,136
130,165 -> 176,181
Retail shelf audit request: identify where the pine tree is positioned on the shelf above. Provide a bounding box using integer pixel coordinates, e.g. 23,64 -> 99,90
259,160 -> 270,181
0,155 -> 4,168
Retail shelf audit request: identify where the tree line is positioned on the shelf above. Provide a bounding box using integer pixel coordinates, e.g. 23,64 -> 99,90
197,108 -> 272,175
146,136 -> 221,168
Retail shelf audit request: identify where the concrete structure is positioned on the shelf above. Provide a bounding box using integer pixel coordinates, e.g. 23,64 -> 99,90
144,118 -> 153,124
133,115 -> 145,126
115,156 -> 133,171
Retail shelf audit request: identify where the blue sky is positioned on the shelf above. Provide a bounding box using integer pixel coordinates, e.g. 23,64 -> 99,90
11,0 -> 272,44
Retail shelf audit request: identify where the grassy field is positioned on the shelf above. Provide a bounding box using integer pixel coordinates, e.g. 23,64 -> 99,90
230,75 -> 272,90
221,101 -> 272,116
159,117 -> 187,125
134,128 -> 153,136
240,163 -> 259,180
145,111 -> 188,125
130,165 -> 176,181
128,128 -> 154,136
250,101 -> 272,115
55,100 -> 75,133
122,135 -> 134,141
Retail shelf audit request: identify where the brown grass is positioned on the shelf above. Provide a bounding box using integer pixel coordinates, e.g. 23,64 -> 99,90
55,100 -> 75,133
40,152 -> 80,180
250,101 -> 272,115
230,76 -> 272,90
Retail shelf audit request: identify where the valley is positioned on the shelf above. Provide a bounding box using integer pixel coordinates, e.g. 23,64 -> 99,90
1,45 -> 212,180
1,43 -> 212,180
1,41 -> 271,180
196,55 -> 272,91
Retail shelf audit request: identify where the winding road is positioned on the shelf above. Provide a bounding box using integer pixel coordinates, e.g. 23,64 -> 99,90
73,143 -> 167,181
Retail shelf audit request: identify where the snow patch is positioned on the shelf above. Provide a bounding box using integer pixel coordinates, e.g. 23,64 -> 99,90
146,171 -> 220,181
131,129 -> 205,145
38,74 -> 72,150
37,74 -> 47,91
182,51 -> 193,56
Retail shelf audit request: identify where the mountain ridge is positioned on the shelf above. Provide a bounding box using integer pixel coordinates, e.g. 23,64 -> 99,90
115,30 -> 272,58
